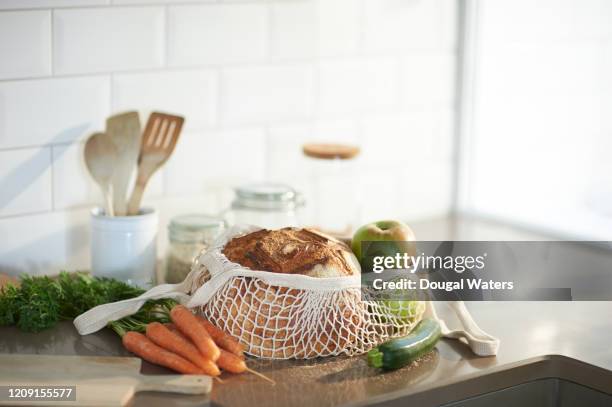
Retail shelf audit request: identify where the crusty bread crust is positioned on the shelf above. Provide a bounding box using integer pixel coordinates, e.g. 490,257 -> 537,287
222,227 -> 360,277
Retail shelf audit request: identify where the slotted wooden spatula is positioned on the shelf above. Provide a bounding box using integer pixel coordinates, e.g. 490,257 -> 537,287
127,112 -> 184,215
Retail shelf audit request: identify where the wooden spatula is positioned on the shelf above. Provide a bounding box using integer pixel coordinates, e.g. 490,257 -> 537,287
106,111 -> 141,216
127,112 -> 184,216
0,354 -> 212,406
84,132 -> 118,217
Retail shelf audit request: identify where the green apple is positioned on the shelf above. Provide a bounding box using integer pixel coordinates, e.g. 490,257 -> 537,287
351,220 -> 416,270
353,220 -> 419,326
380,298 -> 420,323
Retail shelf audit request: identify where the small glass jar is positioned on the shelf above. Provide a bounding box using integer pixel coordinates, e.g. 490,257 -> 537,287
163,214 -> 225,283
224,183 -> 304,229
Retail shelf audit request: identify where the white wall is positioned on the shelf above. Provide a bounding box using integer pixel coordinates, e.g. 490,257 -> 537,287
0,0 -> 458,275
459,0 -> 612,240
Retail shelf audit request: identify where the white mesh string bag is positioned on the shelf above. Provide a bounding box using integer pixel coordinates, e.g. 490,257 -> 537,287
74,224 -> 499,359
186,224 -> 425,359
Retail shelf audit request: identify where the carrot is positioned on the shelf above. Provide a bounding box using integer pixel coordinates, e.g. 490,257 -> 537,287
170,305 -> 220,361
164,324 -> 224,381
217,349 -> 247,373
217,350 -> 275,384
166,322 -> 274,385
146,322 -> 220,377
166,324 -> 244,373
122,331 -> 203,375
196,316 -> 245,358
164,322 -> 184,336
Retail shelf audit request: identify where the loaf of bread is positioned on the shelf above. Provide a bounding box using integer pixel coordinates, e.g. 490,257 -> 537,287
205,227 -> 362,358
222,227 -> 360,277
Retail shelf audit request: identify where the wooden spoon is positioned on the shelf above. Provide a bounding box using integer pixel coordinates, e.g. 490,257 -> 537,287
106,111 -> 141,216
127,112 -> 184,215
84,132 -> 118,217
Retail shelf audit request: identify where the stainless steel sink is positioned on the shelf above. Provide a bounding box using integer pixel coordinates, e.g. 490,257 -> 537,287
443,378 -> 612,407
358,355 -> 612,407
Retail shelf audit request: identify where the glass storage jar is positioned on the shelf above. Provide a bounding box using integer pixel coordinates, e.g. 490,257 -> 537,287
163,214 -> 225,283
302,143 -> 361,237
224,183 -> 304,229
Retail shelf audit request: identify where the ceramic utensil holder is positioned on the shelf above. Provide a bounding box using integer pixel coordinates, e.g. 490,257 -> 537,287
90,207 -> 158,287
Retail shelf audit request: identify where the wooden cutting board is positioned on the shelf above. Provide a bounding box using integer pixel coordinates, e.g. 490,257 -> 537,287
0,354 -> 212,406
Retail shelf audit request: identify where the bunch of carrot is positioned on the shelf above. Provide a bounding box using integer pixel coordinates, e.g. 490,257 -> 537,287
110,304 -> 272,384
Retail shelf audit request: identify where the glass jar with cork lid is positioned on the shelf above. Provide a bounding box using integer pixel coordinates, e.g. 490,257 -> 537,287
302,143 -> 361,237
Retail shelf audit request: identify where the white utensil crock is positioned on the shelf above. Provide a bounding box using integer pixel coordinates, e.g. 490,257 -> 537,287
90,207 -> 158,287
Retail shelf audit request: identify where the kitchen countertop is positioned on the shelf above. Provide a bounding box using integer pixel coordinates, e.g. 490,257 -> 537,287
1,216 -> 612,406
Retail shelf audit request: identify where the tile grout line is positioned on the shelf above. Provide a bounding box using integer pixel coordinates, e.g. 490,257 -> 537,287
0,209 -> 55,221
163,4 -> 169,68
0,0 -> 281,12
49,8 -> 55,76
0,49 -> 456,84
0,102 -> 455,153
49,146 -> 56,211
109,72 -> 114,113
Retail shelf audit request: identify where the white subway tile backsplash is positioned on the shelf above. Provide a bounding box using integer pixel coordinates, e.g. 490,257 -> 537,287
0,76 -> 110,149
317,0 -> 362,56
267,119 -> 361,180
271,2 -> 316,60
0,0 -> 459,275
168,4 -> 268,66
363,0 -> 440,52
0,209 -> 90,275
401,53 -> 456,108
164,129 -> 266,195
0,78 -> 110,150
399,159 -> 451,220
361,112 -> 436,167
53,7 -> 164,75
141,171 -> 165,201
112,70 -> 218,130
433,109 -> 455,160
0,0 -> 108,9
0,148 -> 52,217
52,141 -> 164,210
0,11 -> 51,80
318,58 -> 399,115
262,0 -> 365,59
51,143 -> 97,210
270,0 -> 365,59
438,0 -> 458,49
359,169 -> 401,222
221,64 -> 314,124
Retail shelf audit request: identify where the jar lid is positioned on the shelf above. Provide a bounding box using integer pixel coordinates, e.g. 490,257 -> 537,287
302,143 -> 360,160
168,214 -> 225,243
232,183 -> 304,211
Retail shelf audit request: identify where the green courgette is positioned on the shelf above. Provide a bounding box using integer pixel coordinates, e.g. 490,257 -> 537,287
368,318 -> 441,370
